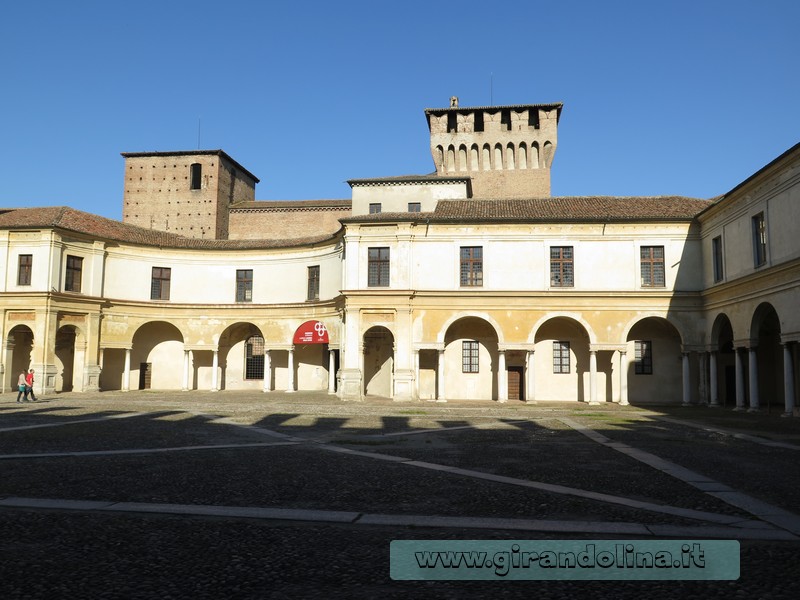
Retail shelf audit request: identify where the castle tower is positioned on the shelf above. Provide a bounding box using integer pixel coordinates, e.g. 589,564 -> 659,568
121,150 -> 259,240
425,99 -> 562,198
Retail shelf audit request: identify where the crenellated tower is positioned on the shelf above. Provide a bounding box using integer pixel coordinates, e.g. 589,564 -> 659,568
425,98 -> 562,198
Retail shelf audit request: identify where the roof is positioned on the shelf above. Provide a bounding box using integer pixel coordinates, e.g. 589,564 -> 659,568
346,174 -> 470,187
0,207 -> 337,249
424,102 -> 563,122
120,149 -> 260,183
341,196 -> 710,224
230,199 -> 351,210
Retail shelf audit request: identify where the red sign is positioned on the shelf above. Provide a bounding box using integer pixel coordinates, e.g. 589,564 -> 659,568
293,320 -> 329,344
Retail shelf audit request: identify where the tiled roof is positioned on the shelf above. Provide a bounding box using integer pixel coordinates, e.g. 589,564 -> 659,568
341,196 -> 710,224
0,207 -> 338,249
347,174 -> 468,186
230,199 -> 351,210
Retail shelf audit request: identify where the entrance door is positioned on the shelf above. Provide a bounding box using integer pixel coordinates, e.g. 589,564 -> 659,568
139,362 -> 152,390
507,367 -> 523,401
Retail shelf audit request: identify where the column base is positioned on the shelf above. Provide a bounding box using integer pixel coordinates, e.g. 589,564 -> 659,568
339,369 -> 363,401
747,407 -> 760,413
83,365 -> 102,393
392,369 -> 415,401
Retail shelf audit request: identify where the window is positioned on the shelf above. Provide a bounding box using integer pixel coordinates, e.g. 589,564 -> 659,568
18,254 -> 32,286
368,247 -> 390,287
408,202 -> 421,213
640,246 -> 665,287
245,335 -> 265,380
236,269 -> 253,302
307,265 -> 320,301
550,246 -> 574,287
712,236 -> 724,283
752,212 -> 767,267
369,203 -> 382,214
150,267 -> 171,300
65,255 -> 83,292
462,340 -> 479,373
190,163 -> 202,190
635,341 -> 653,375
553,341 -> 570,374
460,246 -> 483,286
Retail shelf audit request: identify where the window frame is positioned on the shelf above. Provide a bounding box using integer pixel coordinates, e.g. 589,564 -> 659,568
367,247 -> 390,287
460,246 -> 483,287
244,335 -> 265,380
712,236 -> 724,283
369,203 -> 382,214
150,267 -> 171,301
17,254 -> 32,286
752,212 -> 767,267
408,202 -> 421,213
307,265 -> 320,301
550,246 -> 574,287
64,255 -> 83,293
553,341 -> 570,374
640,245 -> 665,288
462,340 -> 479,373
190,163 -> 202,190
236,269 -> 253,303
634,340 -> 653,375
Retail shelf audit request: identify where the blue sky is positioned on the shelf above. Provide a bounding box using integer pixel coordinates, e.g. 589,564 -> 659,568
1,0 -> 798,220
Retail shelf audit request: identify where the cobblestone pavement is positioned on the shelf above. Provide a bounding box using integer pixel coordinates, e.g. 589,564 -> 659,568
1,390 -> 799,598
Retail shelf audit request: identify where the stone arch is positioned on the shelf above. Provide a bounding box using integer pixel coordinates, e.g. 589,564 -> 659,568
446,145 -> 456,172
494,143 -> 503,170
437,312 -> 505,345
458,145 -> 468,172
506,143 -> 515,170
529,312 -> 597,345
435,146 -> 444,172
130,321 -> 185,390
470,144 -> 479,171
625,316 -> 683,404
530,141 -> 540,168
710,313 -> 736,406
443,316 -> 499,401
363,326 -> 394,397
217,322 -> 265,391
518,143 -> 528,169
5,324 -> 34,392
620,312 -> 686,346
533,316 -> 592,402
482,144 -> 491,170
750,302 -> 783,410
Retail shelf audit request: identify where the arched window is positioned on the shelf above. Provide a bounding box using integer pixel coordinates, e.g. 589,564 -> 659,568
190,163 -> 202,190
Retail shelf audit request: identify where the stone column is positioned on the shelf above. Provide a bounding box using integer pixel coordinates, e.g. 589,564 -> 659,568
328,349 -> 336,394
211,349 -> 219,392
182,350 -> 190,391
619,350 -> 629,406
436,348 -> 446,402
709,351 -> 719,407
413,349 -> 420,400
123,348 -> 131,392
734,348 -> 745,411
698,352 -> 708,406
286,348 -> 295,393
498,350 -> 507,403
783,343 -> 796,417
589,350 -> 598,405
681,352 -> 691,406
526,349 -> 535,403
748,347 -> 759,412
263,350 -> 272,392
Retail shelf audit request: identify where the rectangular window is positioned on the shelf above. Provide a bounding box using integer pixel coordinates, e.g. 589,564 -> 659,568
550,246 -> 574,287
18,254 -> 32,286
190,163 -> 202,190
640,246 -> 665,287
236,269 -> 253,302
245,335 -> 265,380
712,236 -> 724,283
150,267 -> 171,300
462,340 -> 479,373
369,203 -> 382,214
553,341 -> 570,374
752,212 -> 767,267
368,247 -> 390,287
307,265 -> 320,301
408,202 -> 421,213
64,255 -> 83,292
460,246 -> 483,286
635,341 -> 653,375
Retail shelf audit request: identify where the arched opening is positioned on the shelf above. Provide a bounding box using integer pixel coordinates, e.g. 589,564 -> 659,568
751,303 -> 783,411
494,144 -> 503,170
131,321 -> 185,390
458,145 -> 468,172
530,142 -> 540,169
6,325 -> 34,391
218,322 -> 264,391
518,143 -> 528,170
446,146 -> 456,172
711,314 -> 735,406
470,144 -> 479,171
54,325 -> 79,392
363,326 -> 394,397
444,317 -> 499,401
534,317 -> 591,402
482,144 -> 491,170
625,317 -> 682,404
506,143 -> 515,170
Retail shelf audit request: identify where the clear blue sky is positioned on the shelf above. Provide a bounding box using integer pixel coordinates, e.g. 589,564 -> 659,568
1,0 -> 798,220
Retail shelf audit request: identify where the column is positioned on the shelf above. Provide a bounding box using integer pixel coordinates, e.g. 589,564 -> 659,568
122,348 -> 131,392
413,350 -> 420,400
783,343 -> 796,417
211,349 -> 219,392
526,350 -> 535,403
734,348 -> 745,411
698,352 -> 708,406
286,348 -> 295,392
436,349 -> 446,402
709,351 -> 719,407
589,350 -> 598,405
619,350 -> 629,406
263,350 -> 272,392
498,350 -> 507,403
328,349 -> 336,394
182,350 -> 190,391
748,347 -> 759,412
681,352 -> 690,406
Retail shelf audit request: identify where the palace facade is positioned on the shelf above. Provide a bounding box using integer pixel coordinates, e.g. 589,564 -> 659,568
2,99 -> 799,413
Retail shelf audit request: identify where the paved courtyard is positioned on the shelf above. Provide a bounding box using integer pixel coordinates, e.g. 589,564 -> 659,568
1,390 -> 799,598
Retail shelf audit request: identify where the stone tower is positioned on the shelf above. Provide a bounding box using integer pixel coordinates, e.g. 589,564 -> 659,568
121,150 -> 259,239
425,99 -> 562,198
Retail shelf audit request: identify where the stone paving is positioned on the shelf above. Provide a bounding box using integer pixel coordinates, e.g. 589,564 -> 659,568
1,390 -> 800,598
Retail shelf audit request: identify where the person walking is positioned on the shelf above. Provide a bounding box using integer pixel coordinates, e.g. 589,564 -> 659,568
16,371 -> 29,403
25,369 -> 37,402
